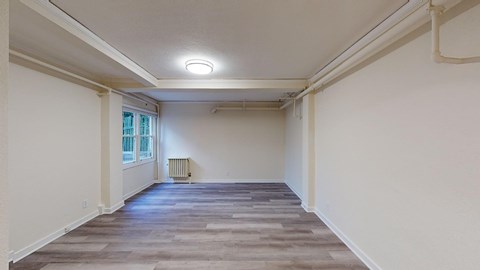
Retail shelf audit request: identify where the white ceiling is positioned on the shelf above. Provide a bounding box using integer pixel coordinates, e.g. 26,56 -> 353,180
51,0 -> 407,80
9,0 -> 409,102
9,0 -> 140,82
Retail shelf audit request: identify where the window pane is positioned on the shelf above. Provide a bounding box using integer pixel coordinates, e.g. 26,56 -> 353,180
123,112 -> 135,136
140,136 -> 153,160
140,115 -> 152,136
123,137 -> 136,163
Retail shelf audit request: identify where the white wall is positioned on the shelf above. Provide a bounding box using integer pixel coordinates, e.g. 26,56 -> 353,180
123,162 -> 156,199
159,103 -> 285,182
0,1 -> 9,268
100,92 -> 123,211
313,4 -> 480,270
284,101 -> 303,198
8,63 -> 101,257
122,97 -> 158,199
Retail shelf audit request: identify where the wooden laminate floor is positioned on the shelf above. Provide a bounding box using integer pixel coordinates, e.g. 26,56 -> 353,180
11,183 -> 368,270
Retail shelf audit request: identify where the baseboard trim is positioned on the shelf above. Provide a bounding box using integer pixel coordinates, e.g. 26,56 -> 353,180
284,181 -> 303,201
123,181 -> 155,200
284,182 -> 315,213
301,203 -> 315,213
157,179 -> 174,183
313,208 -> 382,270
11,210 -> 99,263
101,201 -> 125,214
158,179 -> 284,184
8,250 -> 14,263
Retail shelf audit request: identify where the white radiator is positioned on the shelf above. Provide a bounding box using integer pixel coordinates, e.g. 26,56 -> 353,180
168,158 -> 190,178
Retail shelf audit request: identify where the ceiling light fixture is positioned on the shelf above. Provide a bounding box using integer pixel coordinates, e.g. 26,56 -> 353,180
185,59 -> 214,75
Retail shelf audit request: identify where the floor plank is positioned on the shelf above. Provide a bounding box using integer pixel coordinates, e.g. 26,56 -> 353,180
11,183 -> 368,269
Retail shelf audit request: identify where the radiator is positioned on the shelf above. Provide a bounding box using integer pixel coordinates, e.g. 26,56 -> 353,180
168,158 -> 190,178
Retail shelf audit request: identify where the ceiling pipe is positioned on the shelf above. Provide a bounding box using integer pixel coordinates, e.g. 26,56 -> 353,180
307,0 -> 428,85
287,0 -> 475,106
429,1 -> 480,64
280,100 -> 293,110
10,49 -> 161,111
284,0 -> 432,104
126,92 -> 160,111
210,106 -> 281,114
10,49 -> 111,95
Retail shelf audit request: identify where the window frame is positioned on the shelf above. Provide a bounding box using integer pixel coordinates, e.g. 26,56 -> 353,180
122,111 -> 136,165
139,114 -> 155,161
122,108 -> 157,169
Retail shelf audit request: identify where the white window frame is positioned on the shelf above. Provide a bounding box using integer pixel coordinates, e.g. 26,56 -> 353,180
138,114 -> 155,161
123,107 -> 157,169
122,110 -> 136,165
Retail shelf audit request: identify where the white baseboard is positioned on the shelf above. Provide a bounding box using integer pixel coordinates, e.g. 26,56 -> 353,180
313,208 -> 382,270
11,210 -> 99,263
123,181 -> 155,200
158,179 -> 284,184
284,182 -> 315,213
301,203 -> 315,213
158,178 -> 174,183
8,250 -> 14,263
100,201 -> 125,215
284,181 -> 304,201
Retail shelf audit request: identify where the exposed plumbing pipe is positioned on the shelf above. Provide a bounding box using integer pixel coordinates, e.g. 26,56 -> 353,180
11,49 -> 164,180
112,89 -> 159,110
286,0 -> 430,104
291,1 -> 432,102
429,1 -> 480,64
307,0 -> 429,85
293,99 -> 297,118
128,92 -> 160,111
278,99 -> 302,119
10,49 -> 112,95
210,106 -> 281,113
280,100 -> 294,110
10,49 -> 162,111
287,0 -> 479,106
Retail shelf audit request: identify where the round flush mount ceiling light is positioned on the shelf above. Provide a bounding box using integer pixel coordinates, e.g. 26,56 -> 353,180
185,59 -> 214,75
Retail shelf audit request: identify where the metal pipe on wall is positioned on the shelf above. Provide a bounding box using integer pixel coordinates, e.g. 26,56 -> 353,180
429,1 -> 480,64
290,0 -> 430,102
210,106 -> 281,113
10,49 -> 112,95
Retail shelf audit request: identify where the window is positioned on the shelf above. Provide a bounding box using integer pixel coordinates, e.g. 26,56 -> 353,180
139,114 -> 154,160
122,109 -> 156,165
122,111 -> 136,164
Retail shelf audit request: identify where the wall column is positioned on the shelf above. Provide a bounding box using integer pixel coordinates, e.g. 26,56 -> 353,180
0,0 -> 9,268
100,92 -> 124,213
302,93 -> 316,211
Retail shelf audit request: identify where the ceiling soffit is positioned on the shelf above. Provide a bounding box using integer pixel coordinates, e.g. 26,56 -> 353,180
15,0 -> 428,102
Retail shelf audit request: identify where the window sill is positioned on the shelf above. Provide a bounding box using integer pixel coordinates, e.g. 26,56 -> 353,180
123,159 -> 156,170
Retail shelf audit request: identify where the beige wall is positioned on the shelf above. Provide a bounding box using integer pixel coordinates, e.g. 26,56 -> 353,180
284,102 -> 303,198
0,0 -> 9,268
159,103 -> 285,182
100,92 -> 123,210
122,97 -> 158,199
8,63 -> 101,258
313,4 -> 480,270
123,162 -> 156,199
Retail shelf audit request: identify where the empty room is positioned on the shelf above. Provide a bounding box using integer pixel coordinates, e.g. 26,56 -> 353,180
1,0 -> 479,269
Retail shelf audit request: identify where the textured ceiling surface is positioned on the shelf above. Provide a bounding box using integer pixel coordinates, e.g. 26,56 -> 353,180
51,0 -> 407,80
11,0 -> 409,101
9,0 -> 139,82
